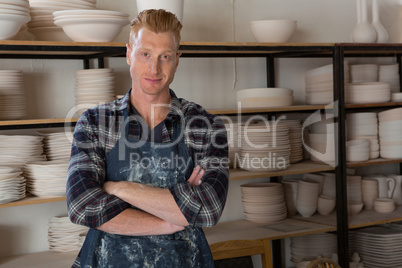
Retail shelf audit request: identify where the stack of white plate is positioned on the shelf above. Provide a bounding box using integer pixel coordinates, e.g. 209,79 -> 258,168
0,70 -> 27,120
379,63 -> 400,93
238,121 -> 290,172
345,82 -> 391,104
53,9 -> 130,42
378,107 -> 402,159
0,0 -> 31,40
224,122 -> 241,168
290,233 -> 337,263
351,226 -> 402,268
28,0 -> 96,41
304,62 -> 349,105
350,64 -> 378,83
282,119 -> 303,163
236,88 -> 293,108
48,216 -> 88,252
75,68 -> 116,116
24,161 -> 69,197
0,135 -> 45,167
0,166 -> 25,204
240,182 -> 287,224
39,131 -> 72,161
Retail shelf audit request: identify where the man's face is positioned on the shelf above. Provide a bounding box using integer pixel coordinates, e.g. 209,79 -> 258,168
126,27 -> 180,97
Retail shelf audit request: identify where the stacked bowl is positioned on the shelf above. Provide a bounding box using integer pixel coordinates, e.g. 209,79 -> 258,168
346,139 -> 370,162
379,63 -> 400,93
346,112 -> 379,159
53,9 -> 130,42
296,178 -> 320,217
304,62 -> 349,105
238,121 -> 290,172
240,182 -> 287,223
378,107 -> 402,159
350,64 -> 378,83
28,0 -> 96,41
345,82 -> 391,104
236,88 -> 293,108
0,0 -> 31,40
74,68 -> 116,116
0,70 -> 27,120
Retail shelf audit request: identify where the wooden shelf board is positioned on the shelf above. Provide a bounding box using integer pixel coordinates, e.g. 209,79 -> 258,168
345,102 -> 400,109
347,157 -> 402,168
204,218 -> 335,245
0,251 -> 78,268
0,195 -> 66,209
208,105 -> 327,115
291,205 -> 402,230
0,118 -> 78,126
229,161 -> 334,180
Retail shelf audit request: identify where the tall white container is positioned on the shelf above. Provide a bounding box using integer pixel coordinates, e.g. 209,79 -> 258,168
136,0 -> 184,22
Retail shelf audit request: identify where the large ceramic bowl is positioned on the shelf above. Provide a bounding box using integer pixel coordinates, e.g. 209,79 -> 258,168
249,19 -> 297,43
54,17 -> 129,42
0,13 -> 30,40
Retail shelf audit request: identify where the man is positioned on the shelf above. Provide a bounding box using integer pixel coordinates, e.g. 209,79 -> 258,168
67,9 -> 229,267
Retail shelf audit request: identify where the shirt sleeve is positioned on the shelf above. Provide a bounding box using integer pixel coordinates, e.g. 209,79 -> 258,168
169,115 -> 229,227
66,111 -> 130,229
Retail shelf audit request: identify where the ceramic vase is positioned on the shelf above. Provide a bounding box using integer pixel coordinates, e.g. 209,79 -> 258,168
372,0 -> 388,43
136,0 -> 184,22
351,0 -> 377,43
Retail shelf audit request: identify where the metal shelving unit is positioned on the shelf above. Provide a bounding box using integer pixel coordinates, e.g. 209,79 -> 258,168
2,41 -> 402,267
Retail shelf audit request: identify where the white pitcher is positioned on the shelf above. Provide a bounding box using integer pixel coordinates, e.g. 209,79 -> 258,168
369,175 -> 396,199
389,174 -> 402,205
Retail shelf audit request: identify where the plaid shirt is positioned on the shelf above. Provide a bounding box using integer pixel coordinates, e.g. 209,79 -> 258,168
67,89 -> 229,229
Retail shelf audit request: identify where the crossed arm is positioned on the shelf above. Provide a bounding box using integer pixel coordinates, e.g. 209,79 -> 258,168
96,166 -> 205,236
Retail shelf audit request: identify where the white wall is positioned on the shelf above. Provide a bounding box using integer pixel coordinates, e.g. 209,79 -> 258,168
1,0 -> 402,267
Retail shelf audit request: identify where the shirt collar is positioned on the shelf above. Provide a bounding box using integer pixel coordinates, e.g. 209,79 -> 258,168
117,88 -> 184,123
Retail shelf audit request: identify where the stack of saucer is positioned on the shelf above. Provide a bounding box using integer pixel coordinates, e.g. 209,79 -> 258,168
240,182 -> 287,223
0,70 -> 27,120
0,166 -> 25,204
238,121 -> 290,172
48,216 -> 89,252
74,68 -> 116,116
24,161 -> 69,197
290,233 -> 338,263
345,82 -> 391,104
39,131 -> 72,161
282,119 -> 303,163
0,135 -> 45,167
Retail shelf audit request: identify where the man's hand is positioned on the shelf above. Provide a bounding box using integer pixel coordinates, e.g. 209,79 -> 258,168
187,165 -> 205,186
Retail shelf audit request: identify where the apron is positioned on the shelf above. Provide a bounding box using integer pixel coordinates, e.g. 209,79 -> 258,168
78,109 -> 214,268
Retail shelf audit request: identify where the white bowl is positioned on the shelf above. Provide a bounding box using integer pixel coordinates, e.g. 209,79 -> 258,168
0,13 -> 30,40
54,17 -> 129,42
348,202 -> 364,216
249,20 -> 297,43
